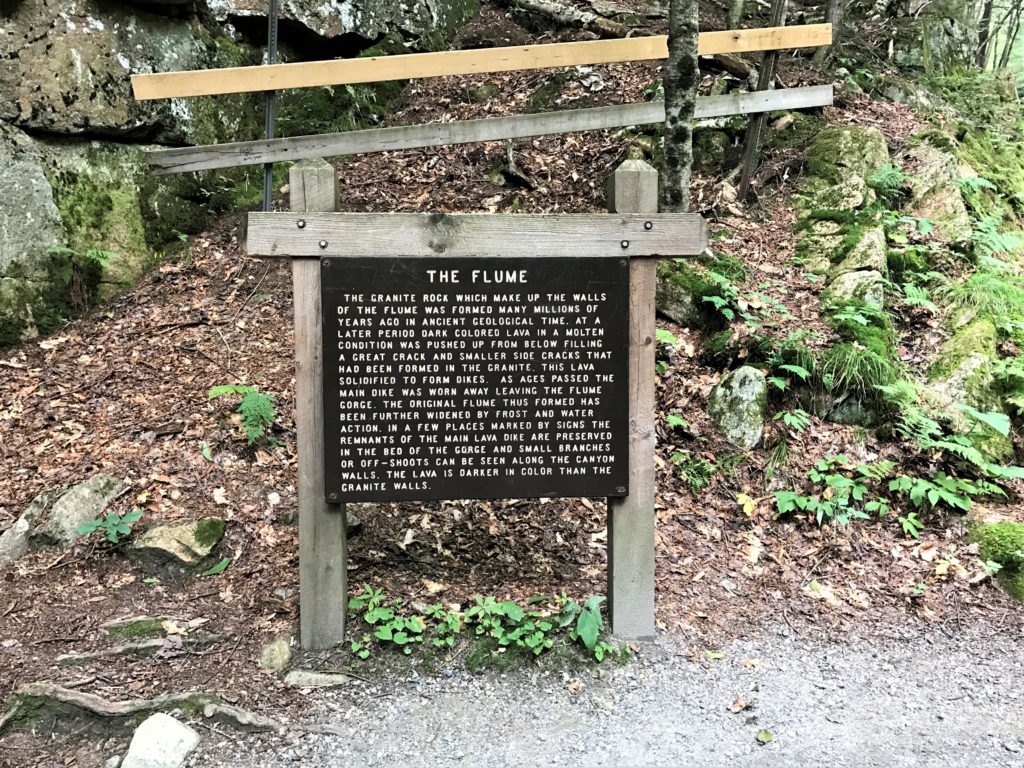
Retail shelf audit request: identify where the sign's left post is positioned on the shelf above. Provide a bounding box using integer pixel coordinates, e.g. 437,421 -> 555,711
290,158 -> 348,649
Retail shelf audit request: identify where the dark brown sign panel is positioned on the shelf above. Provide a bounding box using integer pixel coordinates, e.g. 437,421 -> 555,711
321,257 -> 629,502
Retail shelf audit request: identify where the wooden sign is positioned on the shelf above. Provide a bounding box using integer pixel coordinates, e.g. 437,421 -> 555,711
320,256 -> 630,502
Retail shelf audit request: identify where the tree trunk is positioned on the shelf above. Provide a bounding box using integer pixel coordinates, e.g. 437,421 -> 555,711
728,0 -> 745,29
811,0 -> 843,68
976,0 -> 995,69
662,0 -> 699,213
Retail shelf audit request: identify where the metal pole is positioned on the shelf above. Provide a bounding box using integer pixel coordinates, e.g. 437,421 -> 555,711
262,0 -> 280,212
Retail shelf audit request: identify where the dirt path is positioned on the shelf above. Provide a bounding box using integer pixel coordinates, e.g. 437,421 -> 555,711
188,624 -> 1024,768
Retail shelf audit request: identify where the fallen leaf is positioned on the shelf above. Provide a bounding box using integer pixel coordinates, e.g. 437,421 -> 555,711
741,658 -> 762,669
756,729 -> 774,745
213,487 -> 230,506
398,529 -> 416,551
742,532 -> 763,564
730,697 -> 751,713
422,578 -> 447,594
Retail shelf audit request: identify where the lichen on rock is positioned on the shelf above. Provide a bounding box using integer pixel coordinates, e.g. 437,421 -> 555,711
707,366 -> 768,450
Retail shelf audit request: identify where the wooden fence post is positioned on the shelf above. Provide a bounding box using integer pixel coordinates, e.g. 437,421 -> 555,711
290,158 -> 348,649
606,158 -> 658,640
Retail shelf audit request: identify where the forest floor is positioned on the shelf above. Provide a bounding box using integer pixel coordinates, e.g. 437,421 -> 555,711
2,4 -> 1023,767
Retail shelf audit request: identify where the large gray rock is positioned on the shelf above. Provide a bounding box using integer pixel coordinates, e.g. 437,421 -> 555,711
121,713 -> 200,768
0,0 -> 261,144
0,517 -> 32,568
824,270 -> 886,309
206,0 -> 479,44
0,122 -> 214,345
707,366 -> 768,451
32,475 -> 123,548
793,126 -> 890,215
902,139 -> 972,246
831,228 -> 887,277
128,518 -> 226,570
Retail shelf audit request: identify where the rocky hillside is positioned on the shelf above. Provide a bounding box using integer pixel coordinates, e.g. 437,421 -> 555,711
0,0 -> 479,346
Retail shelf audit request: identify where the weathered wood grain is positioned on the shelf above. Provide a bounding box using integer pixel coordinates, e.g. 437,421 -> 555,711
131,25 -> 830,100
606,159 -> 657,640
148,85 -> 832,174
245,212 -> 708,259
290,159 -> 348,650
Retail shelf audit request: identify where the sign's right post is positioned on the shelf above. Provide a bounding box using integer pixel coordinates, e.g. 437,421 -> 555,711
606,158 -> 659,640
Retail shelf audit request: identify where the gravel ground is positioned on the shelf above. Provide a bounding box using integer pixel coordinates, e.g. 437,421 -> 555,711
188,625 -> 1024,768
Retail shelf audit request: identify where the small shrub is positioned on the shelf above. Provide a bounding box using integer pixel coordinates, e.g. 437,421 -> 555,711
76,508 -> 143,544
208,384 -> 279,446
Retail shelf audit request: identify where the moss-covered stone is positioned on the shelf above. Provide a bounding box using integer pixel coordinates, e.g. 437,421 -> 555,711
656,261 -> 722,329
193,518 -> 227,549
970,520 -> 1024,602
693,129 -> 734,175
901,139 -> 972,246
927,318 -> 1014,461
793,126 -> 890,215
105,618 -> 167,640
707,366 -> 768,450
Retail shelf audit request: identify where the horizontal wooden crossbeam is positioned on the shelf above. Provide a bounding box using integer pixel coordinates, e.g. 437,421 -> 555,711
148,85 -> 832,175
132,25 -> 831,100
245,213 -> 709,258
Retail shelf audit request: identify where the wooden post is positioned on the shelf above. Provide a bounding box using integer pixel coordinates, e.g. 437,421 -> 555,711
290,158 -> 348,649
606,159 -> 658,640
737,0 -> 789,201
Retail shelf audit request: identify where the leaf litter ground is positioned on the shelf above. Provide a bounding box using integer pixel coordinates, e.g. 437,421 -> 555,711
1,6 -> 1023,765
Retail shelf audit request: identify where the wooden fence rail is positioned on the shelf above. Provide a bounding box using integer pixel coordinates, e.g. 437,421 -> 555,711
148,85 -> 832,174
131,25 -> 831,100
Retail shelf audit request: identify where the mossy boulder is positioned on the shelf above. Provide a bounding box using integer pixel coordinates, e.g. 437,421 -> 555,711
793,126 -> 890,215
824,270 -> 886,309
830,227 -> 888,278
900,139 -> 972,246
656,262 -> 717,329
693,129 -> 734,175
128,518 -> 226,574
927,318 -> 1013,462
969,508 -> 1024,603
707,366 -> 768,450
891,0 -> 984,74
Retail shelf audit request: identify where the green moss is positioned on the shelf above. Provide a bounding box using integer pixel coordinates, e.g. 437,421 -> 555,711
928,319 -> 997,381
972,521 -> 1024,602
193,518 -> 226,549
525,73 -> 570,114
795,210 -> 874,267
464,638 -> 531,673
708,254 -> 746,282
105,618 -> 166,640
975,521 -> 1024,567
702,329 -> 740,367
828,301 -> 897,358
887,247 -> 931,281
764,113 -> 826,152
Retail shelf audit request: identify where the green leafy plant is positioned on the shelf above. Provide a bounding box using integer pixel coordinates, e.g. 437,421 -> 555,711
868,163 -> 910,205
888,472 -> 1002,513
773,456 -> 893,526
76,508 -> 144,544
200,558 -> 231,577
655,329 -> 677,375
670,451 -> 715,493
774,408 -> 811,433
666,412 -> 690,431
208,384 -> 279,446
901,283 -> 938,313
346,586 -> 624,663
